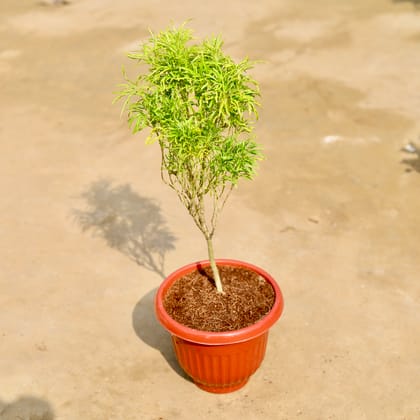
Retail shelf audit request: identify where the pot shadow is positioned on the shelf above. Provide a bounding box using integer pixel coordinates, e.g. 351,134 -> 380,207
0,395 -> 54,420
72,179 -> 176,279
132,288 -> 191,381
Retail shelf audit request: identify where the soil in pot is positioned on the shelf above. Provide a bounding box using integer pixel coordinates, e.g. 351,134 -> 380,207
163,264 -> 275,332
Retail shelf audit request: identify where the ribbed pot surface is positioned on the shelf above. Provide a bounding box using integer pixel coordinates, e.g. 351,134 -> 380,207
172,332 -> 268,393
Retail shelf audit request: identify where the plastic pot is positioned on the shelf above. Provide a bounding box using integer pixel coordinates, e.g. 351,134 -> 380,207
155,259 -> 284,393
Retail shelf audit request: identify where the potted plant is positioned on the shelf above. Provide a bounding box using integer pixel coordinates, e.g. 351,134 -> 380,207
115,24 -> 284,393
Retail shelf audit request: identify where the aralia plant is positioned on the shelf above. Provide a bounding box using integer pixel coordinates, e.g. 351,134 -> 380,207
115,24 -> 262,294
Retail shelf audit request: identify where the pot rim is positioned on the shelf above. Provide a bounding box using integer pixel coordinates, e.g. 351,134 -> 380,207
155,259 -> 284,345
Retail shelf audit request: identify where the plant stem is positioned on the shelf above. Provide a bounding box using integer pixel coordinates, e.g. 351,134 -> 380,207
206,237 -> 224,294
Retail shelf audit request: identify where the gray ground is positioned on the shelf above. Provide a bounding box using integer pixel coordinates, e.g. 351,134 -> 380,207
1,0 -> 419,419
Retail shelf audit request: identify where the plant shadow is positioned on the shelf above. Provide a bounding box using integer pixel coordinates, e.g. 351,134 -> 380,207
0,396 -> 54,419
73,179 -> 176,279
132,288 -> 191,382
73,180 -> 187,379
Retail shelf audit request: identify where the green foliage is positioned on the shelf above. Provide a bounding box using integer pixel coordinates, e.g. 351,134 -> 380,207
116,24 -> 262,292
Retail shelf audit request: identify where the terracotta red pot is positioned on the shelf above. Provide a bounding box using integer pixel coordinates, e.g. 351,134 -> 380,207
155,259 -> 284,393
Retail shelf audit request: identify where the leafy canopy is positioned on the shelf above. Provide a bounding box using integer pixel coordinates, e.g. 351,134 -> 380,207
116,24 -> 262,293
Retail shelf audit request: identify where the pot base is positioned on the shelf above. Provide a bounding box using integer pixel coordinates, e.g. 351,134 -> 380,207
172,332 -> 268,394
194,378 -> 249,394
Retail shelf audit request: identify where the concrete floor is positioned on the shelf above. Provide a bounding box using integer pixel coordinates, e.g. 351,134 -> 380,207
1,0 -> 419,419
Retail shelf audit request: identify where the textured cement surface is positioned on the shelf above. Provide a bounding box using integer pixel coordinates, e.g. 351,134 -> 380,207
1,0 -> 420,419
